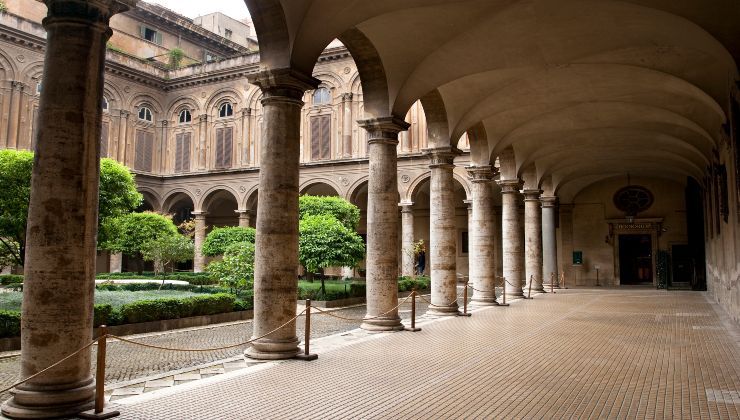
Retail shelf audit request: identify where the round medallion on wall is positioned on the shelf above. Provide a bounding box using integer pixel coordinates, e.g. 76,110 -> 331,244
239,185 -> 247,194
344,67 -> 351,74
613,185 -> 653,215
400,174 -> 411,184
124,86 -> 131,93
338,176 -> 350,187
15,55 -> 24,63
195,188 -> 202,196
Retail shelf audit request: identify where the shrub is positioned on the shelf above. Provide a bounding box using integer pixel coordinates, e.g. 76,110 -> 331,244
207,242 -> 254,296
0,274 -> 23,285
0,310 -> 20,338
118,293 -> 235,324
93,304 -> 115,327
234,299 -> 253,311
201,227 -> 256,257
299,195 -> 360,230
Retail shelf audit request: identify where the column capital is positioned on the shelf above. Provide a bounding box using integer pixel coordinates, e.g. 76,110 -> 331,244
463,199 -> 473,208
523,189 -> 543,201
466,165 -> 498,183
43,0 -> 136,27
160,120 -> 168,127
235,209 -> 253,216
358,116 -> 410,145
242,108 -> 252,117
119,110 -> 130,118
498,179 -> 523,194
341,93 -> 353,102
250,68 -> 320,104
541,195 -> 559,207
192,211 -> 208,219
424,146 -> 461,168
399,201 -> 414,212
199,114 -> 208,123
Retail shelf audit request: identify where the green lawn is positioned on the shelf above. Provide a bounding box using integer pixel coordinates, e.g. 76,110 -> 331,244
0,290 -> 201,312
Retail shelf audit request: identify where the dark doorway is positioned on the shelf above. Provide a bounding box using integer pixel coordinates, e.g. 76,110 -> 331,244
619,234 -> 653,285
670,244 -> 693,289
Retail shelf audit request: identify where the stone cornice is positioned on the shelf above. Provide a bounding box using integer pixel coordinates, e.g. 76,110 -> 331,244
498,179 -> 523,194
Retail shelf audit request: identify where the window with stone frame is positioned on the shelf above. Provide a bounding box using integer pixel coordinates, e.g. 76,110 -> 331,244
138,106 -> 153,122
313,87 -> 331,106
102,96 -> 109,113
214,126 -> 233,169
218,102 -> 233,118
310,114 -> 331,161
174,132 -> 192,173
134,129 -> 154,172
178,109 -> 192,124
100,121 -> 110,158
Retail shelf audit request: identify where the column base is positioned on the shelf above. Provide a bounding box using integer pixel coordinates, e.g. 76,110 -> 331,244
505,291 -> 525,300
360,316 -> 404,332
426,303 -> 460,316
2,377 -> 95,420
245,336 -> 300,360
471,295 -> 500,306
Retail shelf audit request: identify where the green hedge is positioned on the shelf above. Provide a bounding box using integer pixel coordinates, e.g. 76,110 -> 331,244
96,272 -> 218,285
0,275 -> 23,286
95,282 -> 228,294
296,276 -> 431,301
118,293 -> 235,324
0,310 -> 20,338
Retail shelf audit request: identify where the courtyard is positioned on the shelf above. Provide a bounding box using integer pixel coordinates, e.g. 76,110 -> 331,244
92,288 -> 740,419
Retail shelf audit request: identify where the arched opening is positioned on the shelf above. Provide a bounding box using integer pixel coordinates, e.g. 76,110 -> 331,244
301,182 -> 340,197
348,180 -> 369,278
202,189 -> 239,228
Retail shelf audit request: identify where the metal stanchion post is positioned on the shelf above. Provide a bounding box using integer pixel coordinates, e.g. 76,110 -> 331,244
79,326 -> 119,419
499,277 -> 509,306
459,281 -> 472,317
524,275 -> 534,299
550,272 -> 556,294
296,299 -> 318,361
561,271 -> 567,289
405,290 -> 421,332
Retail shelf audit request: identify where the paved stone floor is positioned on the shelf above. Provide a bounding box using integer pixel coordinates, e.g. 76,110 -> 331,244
111,288 -> 740,419
0,292 -> 439,402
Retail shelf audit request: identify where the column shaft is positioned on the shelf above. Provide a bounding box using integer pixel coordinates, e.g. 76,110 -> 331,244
198,114 -> 207,169
342,93 -> 353,158
246,70 -> 319,358
6,82 -> 21,148
193,212 -> 207,273
524,189 -> 544,293
400,203 -> 415,277
359,117 -> 409,331
427,148 -> 460,315
468,166 -> 498,305
109,252 -> 123,273
2,1 -> 133,418
542,196 -> 559,288
237,210 -> 252,228
500,180 -> 525,299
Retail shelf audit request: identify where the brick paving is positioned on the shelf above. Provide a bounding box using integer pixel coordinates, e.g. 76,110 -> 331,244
0,294 -> 438,402
112,289 -> 740,419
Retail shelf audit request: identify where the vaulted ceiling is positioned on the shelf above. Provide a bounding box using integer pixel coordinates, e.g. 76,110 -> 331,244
245,0 -> 740,199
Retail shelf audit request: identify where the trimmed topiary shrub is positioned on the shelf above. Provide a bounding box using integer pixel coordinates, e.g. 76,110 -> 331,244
0,274 -> 23,285
0,310 -> 21,338
118,293 -> 235,324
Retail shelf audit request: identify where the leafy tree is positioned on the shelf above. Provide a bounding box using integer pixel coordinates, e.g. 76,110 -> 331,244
299,195 -> 360,230
201,226 -> 256,257
0,151 -> 141,266
206,242 -> 255,296
100,212 -> 179,273
0,150 -> 33,266
299,215 -> 365,274
140,234 -> 194,278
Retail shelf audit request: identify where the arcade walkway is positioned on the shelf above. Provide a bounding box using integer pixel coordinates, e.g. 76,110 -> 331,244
112,288 -> 740,419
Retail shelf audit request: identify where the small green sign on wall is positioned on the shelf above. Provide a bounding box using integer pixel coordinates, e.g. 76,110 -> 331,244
573,251 -> 583,265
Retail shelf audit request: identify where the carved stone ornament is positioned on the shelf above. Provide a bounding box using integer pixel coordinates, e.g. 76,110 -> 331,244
400,174 -> 411,184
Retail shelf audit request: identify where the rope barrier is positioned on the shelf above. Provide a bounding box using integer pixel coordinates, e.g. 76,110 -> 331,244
313,294 -> 413,322
415,293 -> 460,309
109,308 -> 308,353
0,340 -> 97,395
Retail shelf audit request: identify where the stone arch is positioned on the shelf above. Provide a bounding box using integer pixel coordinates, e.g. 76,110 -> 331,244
200,187 -> 240,228
162,189 -> 196,213
346,176 -> 369,203
138,189 -> 162,212
242,185 -> 259,213
312,71 -> 344,91
337,28 -> 392,119
419,89 -> 451,148
22,61 -> 44,87
243,0 -> 291,69
167,95 -> 201,122
198,186 -> 241,212
466,122 -> 491,166
161,190 -> 196,225
406,171 -> 470,203
102,82 -> 124,112
300,179 -> 342,197
0,49 -> 17,81
205,88 -> 243,116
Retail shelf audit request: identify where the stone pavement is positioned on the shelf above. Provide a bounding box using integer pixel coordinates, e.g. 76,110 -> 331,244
112,288 -> 740,419
0,293 -> 440,402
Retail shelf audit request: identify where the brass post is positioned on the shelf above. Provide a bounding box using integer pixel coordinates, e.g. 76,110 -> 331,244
459,280 -> 472,317
79,326 -> 119,419
405,290 -> 421,332
524,274 -> 534,299
499,277 -> 509,306
296,299 -> 318,361
561,271 -> 567,289
551,272 -> 556,294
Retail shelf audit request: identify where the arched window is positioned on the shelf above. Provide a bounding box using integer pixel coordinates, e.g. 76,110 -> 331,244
313,87 -> 331,105
102,97 -> 109,112
138,106 -> 153,122
178,109 -> 192,124
218,102 -> 233,118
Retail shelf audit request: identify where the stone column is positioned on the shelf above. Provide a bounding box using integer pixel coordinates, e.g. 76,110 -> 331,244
241,108 -> 251,166
198,114 -> 208,170
6,81 -> 22,148
236,210 -> 252,228
468,166 -> 498,305
116,110 -> 129,163
1,1 -> 134,418
109,253 -> 123,273
399,202 -> 415,277
541,196 -> 559,289
358,117 -> 409,331
342,93 -> 353,158
246,69 -> 319,359
524,189 -> 544,294
499,180 -> 525,299
193,211 -> 207,273
426,147 -> 461,316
